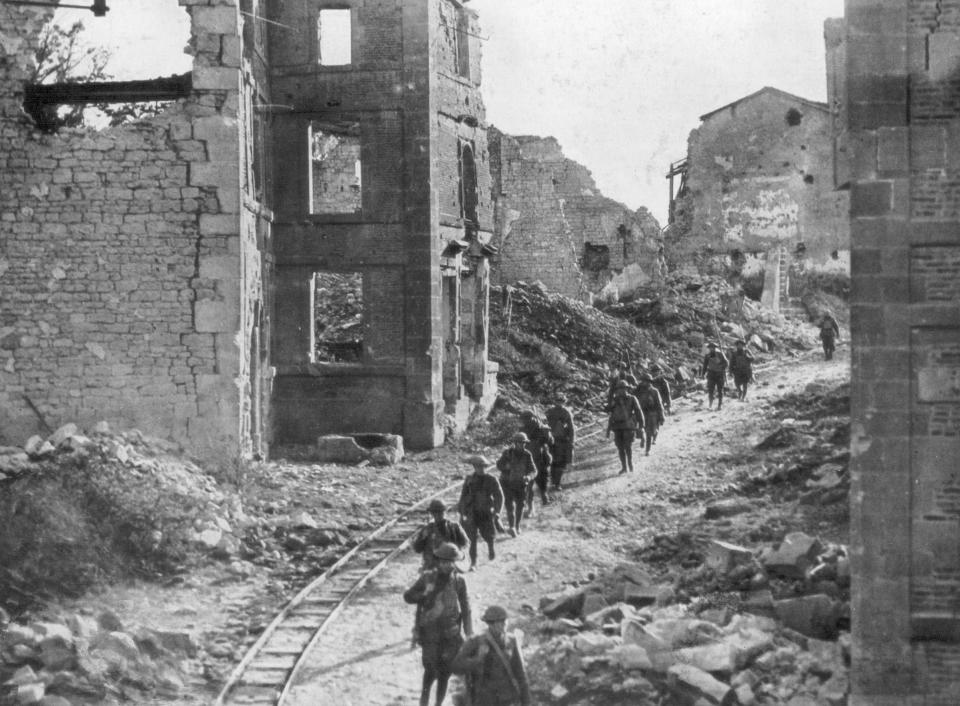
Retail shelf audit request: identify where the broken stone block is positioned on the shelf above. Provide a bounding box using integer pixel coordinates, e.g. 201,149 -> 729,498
38,696 -> 72,706
667,663 -> 735,705
549,684 -> 569,700
541,588 -> 585,619
91,632 -> 139,662
734,683 -> 757,706
4,666 -> 38,686
817,671 -> 848,705
2,624 -> 38,649
612,562 -> 653,586
648,618 -> 724,650
196,528 -> 223,549
15,683 -> 45,704
740,590 -> 776,618
704,498 -> 751,519
91,421 -> 110,434
46,423 -> 77,448
315,435 -> 367,464
621,619 -> 670,654
610,643 -> 653,670
580,592 -> 607,618
761,532 -> 823,579
289,511 -> 319,530
572,632 -> 617,655
672,643 -> 736,675
583,603 -> 631,630
726,628 -> 775,669
96,611 -> 123,633
705,540 -> 754,573
622,583 -> 669,608
774,594 -> 839,640
23,435 -> 44,455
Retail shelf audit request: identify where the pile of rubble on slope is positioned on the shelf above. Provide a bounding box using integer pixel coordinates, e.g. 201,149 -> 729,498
0,609 -> 199,705
525,554 -> 849,706
488,277 -> 820,420
0,423 -> 247,610
598,272 -> 820,365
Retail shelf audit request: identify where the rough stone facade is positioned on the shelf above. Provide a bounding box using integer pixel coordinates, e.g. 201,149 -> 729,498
844,1 -> 960,702
0,1 -> 268,465
488,128 -> 664,301
0,0 -> 493,460
268,0 -> 497,448
675,87 -> 850,309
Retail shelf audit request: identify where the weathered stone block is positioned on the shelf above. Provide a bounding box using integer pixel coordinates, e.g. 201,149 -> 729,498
315,435 -> 367,464
194,300 -> 238,333
667,663 -> 735,705
193,67 -> 239,90
192,6 -> 238,35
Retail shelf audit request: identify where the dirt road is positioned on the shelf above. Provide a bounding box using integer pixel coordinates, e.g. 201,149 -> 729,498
286,349 -> 850,705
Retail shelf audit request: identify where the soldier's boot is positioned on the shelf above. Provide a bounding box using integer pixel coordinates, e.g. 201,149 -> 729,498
488,542 -> 495,560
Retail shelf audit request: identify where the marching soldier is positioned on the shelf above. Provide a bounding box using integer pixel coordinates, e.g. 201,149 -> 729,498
728,339 -> 755,401
458,455 -> 504,571
544,394 -> 576,491
519,410 -> 553,510
699,342 -> 729,410
404,542 -> 473,706
634,374 -> 665,456
452,605 -> 530,706
649,364 -> 672,415
413,499 -> 469,571
606,379 -> 645,474
496,433 -> 537,536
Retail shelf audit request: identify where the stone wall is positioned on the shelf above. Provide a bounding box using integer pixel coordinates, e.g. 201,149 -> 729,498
489,128 -> 664,301
268,0 -> 496,448
0,1 -> 267,464
679,88 -> 850,268
846,1 -> 960,702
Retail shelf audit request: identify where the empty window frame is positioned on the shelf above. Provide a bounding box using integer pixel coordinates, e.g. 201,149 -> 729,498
309,120 -> 362,215
317,8 -> 352,66
458,140 -> 478,225
312,271 -> 364,363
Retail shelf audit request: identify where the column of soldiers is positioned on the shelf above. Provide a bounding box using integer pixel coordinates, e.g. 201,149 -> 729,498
604,363 -> 672,474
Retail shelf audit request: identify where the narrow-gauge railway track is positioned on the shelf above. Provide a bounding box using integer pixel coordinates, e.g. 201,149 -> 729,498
215,418 -> 613,705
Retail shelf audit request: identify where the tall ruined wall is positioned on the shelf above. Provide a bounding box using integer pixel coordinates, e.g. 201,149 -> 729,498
679,90 -> 850,270
847,1 -> 960,703
0,2 -> 263,464
489,128 -> 663,300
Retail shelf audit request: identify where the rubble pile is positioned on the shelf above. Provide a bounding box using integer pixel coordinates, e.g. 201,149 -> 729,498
0,609 -> 198,705
0,423 -> 246,606
525,559 -> 849,705
599,272 -> 820,362
488,277 -> 821,419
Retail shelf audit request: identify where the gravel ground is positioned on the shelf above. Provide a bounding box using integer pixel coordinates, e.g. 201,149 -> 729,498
284,349 -> 850,705
49,347 -> 848,705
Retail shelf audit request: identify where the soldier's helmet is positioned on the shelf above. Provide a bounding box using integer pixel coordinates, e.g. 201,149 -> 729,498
481,605 -> 508,622
427,498 -> 446,514
614,380 -> 630,390
624,374 -> 638,387
519,409 -> 535,419
512,431 -> 529,443
554,392 -> 567,404
707,342 -> 717,349
736,339 -> 746,346
466,454 -> 493,469
639,373 -> 653,383
650,364 -> 661,373
433,542 -> 464,562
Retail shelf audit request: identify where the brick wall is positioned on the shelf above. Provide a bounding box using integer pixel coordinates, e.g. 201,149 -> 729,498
846,1 -> 960,702
0,1 -> 267,463
488,128 -> 664,300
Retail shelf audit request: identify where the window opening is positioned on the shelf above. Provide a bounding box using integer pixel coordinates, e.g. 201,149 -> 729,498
458,141 -> 478,227
317,9 -> 352,66
309,120 -> 362,215
456,8 -> 471,78
312,271 -> 364,363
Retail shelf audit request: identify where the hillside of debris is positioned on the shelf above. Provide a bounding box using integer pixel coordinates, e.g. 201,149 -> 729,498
488,275 -> 822,416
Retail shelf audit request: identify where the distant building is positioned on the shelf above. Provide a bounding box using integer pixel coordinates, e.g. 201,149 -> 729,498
671,86 -> 850,311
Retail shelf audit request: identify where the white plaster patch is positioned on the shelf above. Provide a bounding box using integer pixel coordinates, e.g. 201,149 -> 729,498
0,32 -> 25,57
723,188 -> 798,242
714,154 -> 733,170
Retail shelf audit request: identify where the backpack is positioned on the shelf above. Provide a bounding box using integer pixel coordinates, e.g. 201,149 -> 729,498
609,396 -> 634,425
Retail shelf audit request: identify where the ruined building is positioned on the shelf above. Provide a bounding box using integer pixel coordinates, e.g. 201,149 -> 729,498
0,0 -> 497,461
488,129 -> 664,302
671,86 -> 850,311
844,1 -> 960,702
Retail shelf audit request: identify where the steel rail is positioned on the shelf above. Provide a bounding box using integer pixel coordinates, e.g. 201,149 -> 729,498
215,415 -> 613,705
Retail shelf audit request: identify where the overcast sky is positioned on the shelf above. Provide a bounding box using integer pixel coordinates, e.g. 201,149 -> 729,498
55,0 -> 844,224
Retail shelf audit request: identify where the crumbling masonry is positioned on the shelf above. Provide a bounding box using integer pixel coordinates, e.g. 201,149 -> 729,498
844,0 -> 960,702
0,0 -> 496,460
488,129 -> 664,302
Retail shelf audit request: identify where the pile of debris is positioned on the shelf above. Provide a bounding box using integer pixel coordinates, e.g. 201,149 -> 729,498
488,277 -> 821,420
526,558 -> 848,705
0,423 -> 247,607
0,609 -> 198,705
